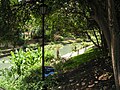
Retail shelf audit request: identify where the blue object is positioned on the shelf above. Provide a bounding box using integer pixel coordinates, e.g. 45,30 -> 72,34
44,66 -> 54,77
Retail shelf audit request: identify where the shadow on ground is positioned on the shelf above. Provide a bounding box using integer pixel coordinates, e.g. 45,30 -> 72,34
54,57 -> 115,90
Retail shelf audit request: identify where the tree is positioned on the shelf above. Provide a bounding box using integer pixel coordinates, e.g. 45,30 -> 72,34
0,0 -> 32,46
1,0 -> 120,89
84,0 -> 120,89
48,0 -> 120,89
108,0 -> 120,89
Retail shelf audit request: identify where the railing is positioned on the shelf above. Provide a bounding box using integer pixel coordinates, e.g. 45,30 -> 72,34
0,48 -> 20,58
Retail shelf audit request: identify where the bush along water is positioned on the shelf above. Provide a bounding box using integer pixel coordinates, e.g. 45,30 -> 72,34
0,47 -> 56,90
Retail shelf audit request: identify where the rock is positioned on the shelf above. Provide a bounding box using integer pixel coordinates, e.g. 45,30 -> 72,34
98,73 -> 109,80
81,82 -> 86,86
58,86 -> 62,89
76,83 -> 80,86
69,79 -> 74,82
88,84 -> 95,88
94,81 -> 98,84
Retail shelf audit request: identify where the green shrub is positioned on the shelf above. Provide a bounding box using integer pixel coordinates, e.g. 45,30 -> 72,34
10,47 -> 41,75
0,47 -> 55,90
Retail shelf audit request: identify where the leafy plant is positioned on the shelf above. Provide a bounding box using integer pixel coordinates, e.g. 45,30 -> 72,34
0,46 -> 55,90
10,47 -> 41,75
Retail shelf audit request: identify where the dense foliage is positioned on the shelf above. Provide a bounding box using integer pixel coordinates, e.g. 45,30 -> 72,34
0,0 -> 102,48
0,46 -> 55,90
1,0 -> 120,89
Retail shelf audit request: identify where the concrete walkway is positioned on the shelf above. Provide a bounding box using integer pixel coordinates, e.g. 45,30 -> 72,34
0,57 -> 10,69
61,46 -> 93,60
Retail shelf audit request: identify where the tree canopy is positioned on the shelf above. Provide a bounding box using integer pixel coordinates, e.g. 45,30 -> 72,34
1,0 -> 120,89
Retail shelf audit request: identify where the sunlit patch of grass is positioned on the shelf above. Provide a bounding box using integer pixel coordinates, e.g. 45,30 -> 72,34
62,48 -> 103,71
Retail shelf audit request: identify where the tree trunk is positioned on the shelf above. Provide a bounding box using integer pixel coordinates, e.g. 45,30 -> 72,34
108,0 -> 120,89
88,0 -> 120,89
111,33 -> 120,90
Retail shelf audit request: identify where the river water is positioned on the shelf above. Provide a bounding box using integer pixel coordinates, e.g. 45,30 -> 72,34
0,43 -> 81,69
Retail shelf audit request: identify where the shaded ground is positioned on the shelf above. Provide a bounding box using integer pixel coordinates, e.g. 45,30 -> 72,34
54,56 -> 115,90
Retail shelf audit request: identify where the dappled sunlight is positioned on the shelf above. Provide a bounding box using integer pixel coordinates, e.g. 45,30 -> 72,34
54,57 -> 115,90
0,0 -> 119,89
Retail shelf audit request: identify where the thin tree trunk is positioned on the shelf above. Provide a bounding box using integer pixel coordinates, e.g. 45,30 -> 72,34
88,0 -> 111,51
85,31 -> 100,48
93,29 -> 100,47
